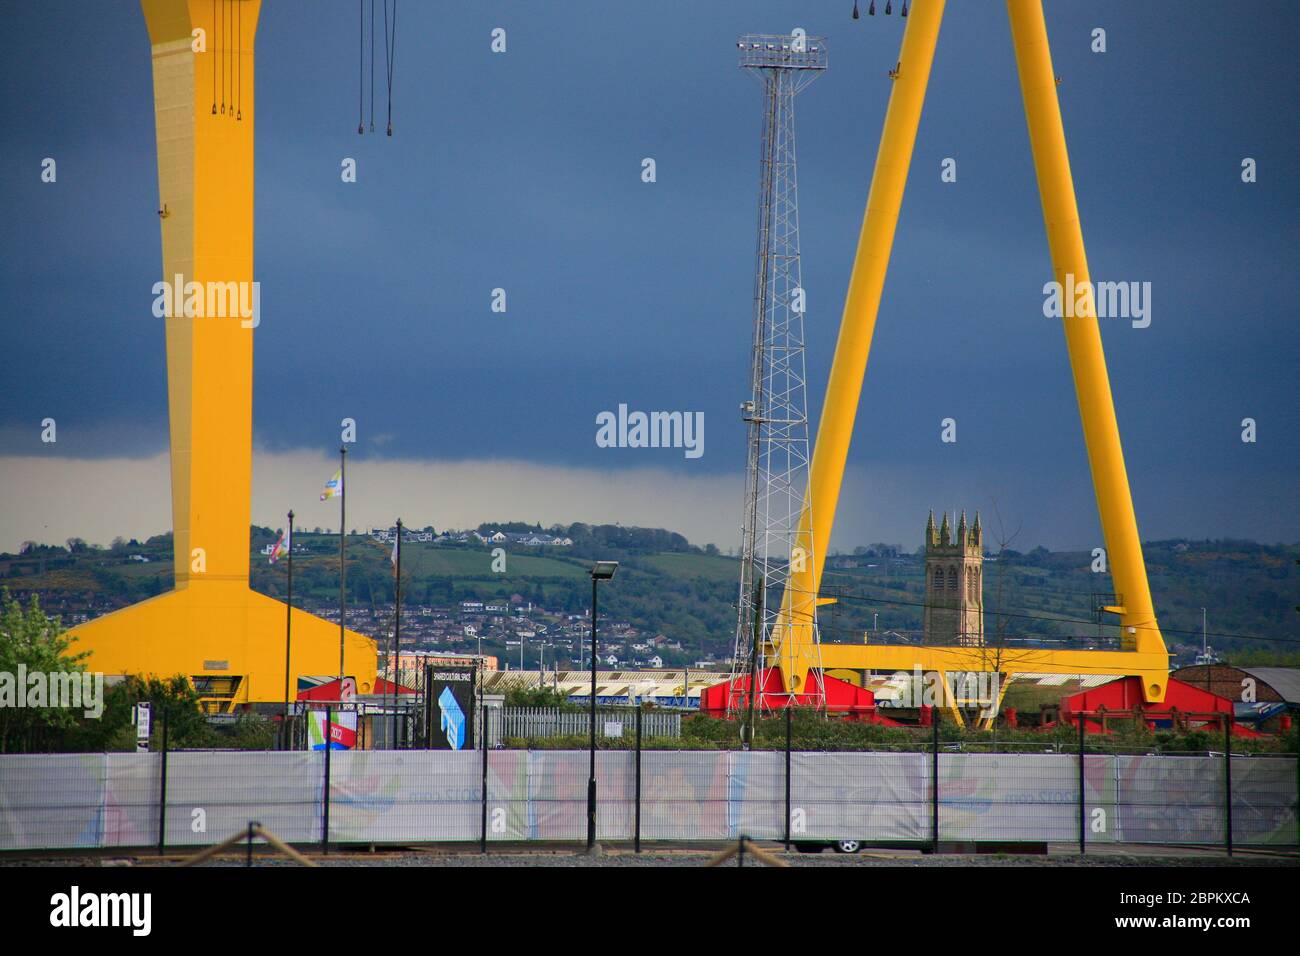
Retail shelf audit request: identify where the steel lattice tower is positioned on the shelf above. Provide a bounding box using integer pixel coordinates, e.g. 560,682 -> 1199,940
730,34 -> 826,718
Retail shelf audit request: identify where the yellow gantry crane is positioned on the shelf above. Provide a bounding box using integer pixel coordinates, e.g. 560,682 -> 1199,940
770,0 -> 1170,712
67,1 -> 377,710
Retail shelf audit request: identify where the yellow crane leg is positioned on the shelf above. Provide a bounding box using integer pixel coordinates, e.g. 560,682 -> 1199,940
772,0 -> 1168,706
772,0 -> 948,692
976,673 -> 1012,730
66,0 -> 377,707
1006,0 -> 1167,698
939,672 -> 965,729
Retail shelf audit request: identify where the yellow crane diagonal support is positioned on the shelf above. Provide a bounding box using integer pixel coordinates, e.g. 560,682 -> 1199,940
773,0 -> 1169,704
772,0 -> 947,688
1005,0 -> 1165,667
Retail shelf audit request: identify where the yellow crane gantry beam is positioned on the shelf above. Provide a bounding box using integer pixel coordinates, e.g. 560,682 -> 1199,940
771,0 -> 1169,703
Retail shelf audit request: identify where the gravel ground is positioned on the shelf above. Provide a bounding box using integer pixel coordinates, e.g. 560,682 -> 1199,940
4,844 -> 1296,867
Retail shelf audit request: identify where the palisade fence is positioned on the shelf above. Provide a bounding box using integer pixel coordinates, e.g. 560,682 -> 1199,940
363,706 -> 679,750
501,708 -> 680,740
1,714 -> 1296,854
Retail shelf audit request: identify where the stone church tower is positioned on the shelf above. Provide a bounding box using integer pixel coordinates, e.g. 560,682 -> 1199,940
923,510 -> 984,646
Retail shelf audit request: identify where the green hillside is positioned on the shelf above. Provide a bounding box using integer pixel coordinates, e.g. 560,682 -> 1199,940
2,528 -> 1295,668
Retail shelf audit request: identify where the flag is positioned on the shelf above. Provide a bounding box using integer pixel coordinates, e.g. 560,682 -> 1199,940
320,468 -> 343,501
390,532 -> 399,570
269,526 -> 291,564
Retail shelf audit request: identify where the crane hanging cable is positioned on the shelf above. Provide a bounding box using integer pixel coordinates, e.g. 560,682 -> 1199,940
211,0 -> 217,114
383,0 -> 396,135
236,0 -> 241,120
354,0 -> 395,136
369,0 -> 375,132
219,0 -> 225,114
357,0 -> 364,133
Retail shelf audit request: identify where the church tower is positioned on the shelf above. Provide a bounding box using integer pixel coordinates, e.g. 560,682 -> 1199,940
923,510 -> 984,646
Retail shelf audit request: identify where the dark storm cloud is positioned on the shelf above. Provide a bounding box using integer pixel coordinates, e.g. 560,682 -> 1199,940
1,1 -> 1295,549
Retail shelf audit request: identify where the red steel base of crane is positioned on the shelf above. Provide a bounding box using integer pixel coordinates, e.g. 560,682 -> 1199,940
700,667 -> 900,723
1053,676 -> 1260,737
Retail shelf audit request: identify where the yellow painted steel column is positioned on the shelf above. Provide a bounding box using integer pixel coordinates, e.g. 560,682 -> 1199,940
774,1 -> 947,692
142,0 -> 259,588
1007,0 -> 1167,691
67,1 -> 378,705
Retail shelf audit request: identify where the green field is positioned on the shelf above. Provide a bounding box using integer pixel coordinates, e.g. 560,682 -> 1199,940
2,531 -> 1295,665
639,552 -> 738,583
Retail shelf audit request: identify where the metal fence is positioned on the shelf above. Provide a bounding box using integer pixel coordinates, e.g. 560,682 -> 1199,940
500,708 -> 680,740
1,746 -> 1295,853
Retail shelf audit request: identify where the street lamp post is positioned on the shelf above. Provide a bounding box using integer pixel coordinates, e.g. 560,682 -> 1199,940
282,509 -> 294,750
587,560 -> 618,851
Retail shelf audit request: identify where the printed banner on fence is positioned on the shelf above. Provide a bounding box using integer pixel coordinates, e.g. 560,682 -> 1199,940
308,709 -> 357,750
2,751 -> 1296,851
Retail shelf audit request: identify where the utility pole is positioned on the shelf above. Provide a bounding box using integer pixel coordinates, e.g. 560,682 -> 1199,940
588,562 -> 618,851
337,444 -> 347,685
1202,606 -> 1210,695
392,518 -> 402,750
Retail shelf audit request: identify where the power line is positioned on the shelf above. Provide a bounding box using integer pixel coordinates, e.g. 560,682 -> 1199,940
819,563 -> 1296,643
810,584 -> 1300,646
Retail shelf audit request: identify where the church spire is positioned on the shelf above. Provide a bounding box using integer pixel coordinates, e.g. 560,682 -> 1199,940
939,511 -> 951,547
926,509 -> 937,547
957,510 -> 968,545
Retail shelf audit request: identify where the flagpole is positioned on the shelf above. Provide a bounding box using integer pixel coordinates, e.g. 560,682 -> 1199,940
283,509 -> 294,749
338,445 -> 347,688
392,517 -> 402,749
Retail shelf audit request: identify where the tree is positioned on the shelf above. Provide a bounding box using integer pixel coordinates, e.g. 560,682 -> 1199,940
0,589 -> 88,753
504,686 -> 577,710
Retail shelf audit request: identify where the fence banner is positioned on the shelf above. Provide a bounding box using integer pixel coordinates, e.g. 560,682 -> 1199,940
793,752 -> 929,842
0,750 -> 1295,850
936,753 -> 1117,843
164,751 -> 323,846
728,751 -> 784,841
638,752 -> 730,841
104,752 -> 158,847
1114,754 -> 1297,845
0,753 -> 106,850
328,750 -> 480,843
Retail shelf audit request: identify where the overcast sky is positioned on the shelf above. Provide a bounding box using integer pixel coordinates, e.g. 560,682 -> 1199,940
1,1 -> 1295,553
